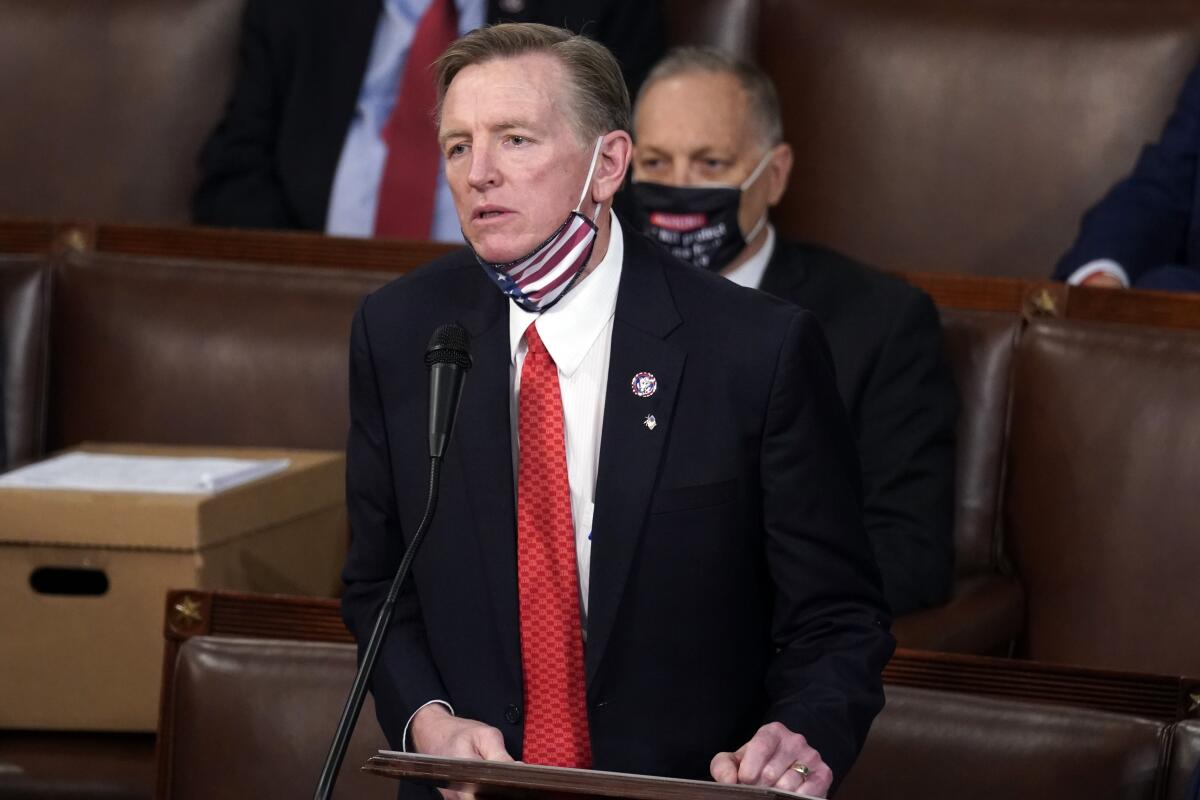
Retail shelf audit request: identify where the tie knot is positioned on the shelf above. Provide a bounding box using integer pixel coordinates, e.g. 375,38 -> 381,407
524,322 -> 548,357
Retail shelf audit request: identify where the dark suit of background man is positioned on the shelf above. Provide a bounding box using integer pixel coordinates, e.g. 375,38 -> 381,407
192,0 -> 664,240
341,23 -> 893,800
629,47 -> 958,617
1055,60 -> 1200,293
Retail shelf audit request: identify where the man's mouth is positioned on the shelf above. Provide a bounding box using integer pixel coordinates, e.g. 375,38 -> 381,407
474,205 -> 512,221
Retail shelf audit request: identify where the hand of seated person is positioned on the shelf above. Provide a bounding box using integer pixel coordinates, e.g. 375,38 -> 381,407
1081,272 -> 1126,289
710,721 -> 832,797
410,703 -> 514,799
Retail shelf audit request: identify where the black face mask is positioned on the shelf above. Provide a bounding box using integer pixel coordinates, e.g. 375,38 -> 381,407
630,154 -> 770,272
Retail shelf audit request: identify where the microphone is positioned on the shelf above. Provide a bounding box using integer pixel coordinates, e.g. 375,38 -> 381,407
425,323 -> 473,459
313,322 -> 472,800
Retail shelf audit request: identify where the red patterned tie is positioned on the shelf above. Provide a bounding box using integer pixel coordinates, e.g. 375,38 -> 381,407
373,0 -> 457,238
516,323 -> 592,768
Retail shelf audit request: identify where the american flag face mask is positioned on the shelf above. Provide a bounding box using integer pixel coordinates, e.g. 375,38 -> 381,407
471,137 -> 604,313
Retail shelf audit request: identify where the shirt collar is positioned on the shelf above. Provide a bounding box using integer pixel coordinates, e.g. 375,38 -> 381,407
509,211 -> 624,376
722,224 -> 776,290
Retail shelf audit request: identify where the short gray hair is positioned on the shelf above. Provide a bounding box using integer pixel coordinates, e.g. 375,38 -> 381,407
635,46 -> 784,147
435,23 -> 630,143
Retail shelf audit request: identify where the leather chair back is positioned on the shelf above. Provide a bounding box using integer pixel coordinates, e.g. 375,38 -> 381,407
839,685 -> 1168,800
939,309 -> 1020,578
0,257 -> 51,469
1167,720 -> 1200,800
162,636 -> 391,800
47,254 -> 390,452
0,0 -> 244,224
1007,318 -> 1200,675
662,0 -> 760,56
759,0 -> 1200,278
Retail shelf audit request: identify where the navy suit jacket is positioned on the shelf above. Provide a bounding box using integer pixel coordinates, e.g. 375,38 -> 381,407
760,241 -> 957,617
341,228 -> 894,794
1055,62 -> 1200,284
192,0 -> 664,231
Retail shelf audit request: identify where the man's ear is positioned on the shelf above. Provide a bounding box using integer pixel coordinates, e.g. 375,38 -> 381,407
765,142 -> 794,207
592,130 -> 633,204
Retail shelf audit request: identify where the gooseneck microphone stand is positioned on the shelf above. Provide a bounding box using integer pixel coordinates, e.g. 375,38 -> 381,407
314,323 -> 471,800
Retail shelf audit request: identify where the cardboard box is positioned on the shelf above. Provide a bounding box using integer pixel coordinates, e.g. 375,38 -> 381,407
0,444 -> 347,731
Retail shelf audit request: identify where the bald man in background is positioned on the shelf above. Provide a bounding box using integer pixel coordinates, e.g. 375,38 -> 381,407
630,47 -> 959,617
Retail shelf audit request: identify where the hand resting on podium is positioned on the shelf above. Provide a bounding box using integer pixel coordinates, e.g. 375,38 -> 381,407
412,704 -> 828,798
711,722 -> 831,797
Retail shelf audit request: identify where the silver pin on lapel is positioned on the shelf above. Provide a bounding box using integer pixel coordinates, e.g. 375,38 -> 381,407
643,414 -> 657,431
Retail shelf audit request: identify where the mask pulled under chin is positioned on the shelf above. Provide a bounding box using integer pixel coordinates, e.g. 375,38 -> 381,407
630,152 -> 770,273
469,136 -> 604,313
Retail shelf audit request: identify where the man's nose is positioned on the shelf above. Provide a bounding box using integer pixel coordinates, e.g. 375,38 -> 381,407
666,160 -> 691,187
467,147 -> 500,190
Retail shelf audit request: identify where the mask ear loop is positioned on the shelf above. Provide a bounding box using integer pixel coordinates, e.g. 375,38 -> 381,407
575,135 -> 606,221
739,149 -> 774,190
739,149 -> 775,243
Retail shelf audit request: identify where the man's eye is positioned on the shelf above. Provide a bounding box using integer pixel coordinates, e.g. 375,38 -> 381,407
509,135 -> 527,146
447,143 -> 467,157
640,158 -> 662,170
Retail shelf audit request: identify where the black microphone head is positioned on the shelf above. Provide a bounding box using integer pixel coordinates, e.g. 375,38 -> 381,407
425,323 -> 473,369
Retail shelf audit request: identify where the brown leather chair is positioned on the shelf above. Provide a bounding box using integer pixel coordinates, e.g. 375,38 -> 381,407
161,636 -> 390,800
154,589 -> 1192,800
892,308 -> 1023,654
0,256 -> 50,469
759,0 -> 1200,278
1006,317 -> 1200,675
47,253 -> 389,452
838,685 -> 1168,800
0,0 -> 244,224
1167,720 -> 1200,800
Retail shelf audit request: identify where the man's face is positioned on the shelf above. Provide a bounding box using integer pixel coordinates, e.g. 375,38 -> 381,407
633,70 -> 789,244
439,52 -> 595,263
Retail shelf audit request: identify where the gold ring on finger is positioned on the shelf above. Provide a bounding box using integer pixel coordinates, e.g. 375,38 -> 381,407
791,762 -> 812,783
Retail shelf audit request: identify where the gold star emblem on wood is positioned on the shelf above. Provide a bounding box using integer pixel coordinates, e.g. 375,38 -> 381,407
1030,288 -> 1057,316
172,595 -> 203,628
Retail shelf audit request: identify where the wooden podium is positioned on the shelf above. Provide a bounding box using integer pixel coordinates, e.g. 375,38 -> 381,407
362,752 -> 813,799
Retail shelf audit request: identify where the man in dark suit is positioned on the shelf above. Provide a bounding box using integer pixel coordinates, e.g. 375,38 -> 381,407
341,24 -> 893,799
1054,61 -> 1200,292
630,47 -> 958,617
192,0 -> 663,238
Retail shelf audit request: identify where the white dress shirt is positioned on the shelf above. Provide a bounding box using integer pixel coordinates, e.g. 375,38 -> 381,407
402,211 -> 623,748
723,224 -> 776,289
325,0 -> 484,242
509,211 -> 624,621
1066,258 -> 1131,287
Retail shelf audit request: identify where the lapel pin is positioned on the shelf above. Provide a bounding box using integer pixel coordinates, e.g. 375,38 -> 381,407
643,414 -> 657,431
631,371 -> 657,398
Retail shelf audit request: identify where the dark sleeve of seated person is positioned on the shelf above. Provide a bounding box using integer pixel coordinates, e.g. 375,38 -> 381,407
1054,61 -> 1200,290
192,0 -> 318,230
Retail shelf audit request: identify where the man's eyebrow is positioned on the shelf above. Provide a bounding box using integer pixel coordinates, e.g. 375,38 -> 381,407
438,120 -> 541,145
490,119 -> 538,133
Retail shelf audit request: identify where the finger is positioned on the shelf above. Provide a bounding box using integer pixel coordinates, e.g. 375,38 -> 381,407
472,726 -> 514,762
760,744 -> 807,790
710,752 -> 740,784
804,762 -> 835,798
737,726 -> 782,785
777,754 -> 833,798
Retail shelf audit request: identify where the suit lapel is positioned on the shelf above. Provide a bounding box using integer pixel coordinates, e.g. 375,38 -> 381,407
585,234 -> 684,688
450,277 -> 523,685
